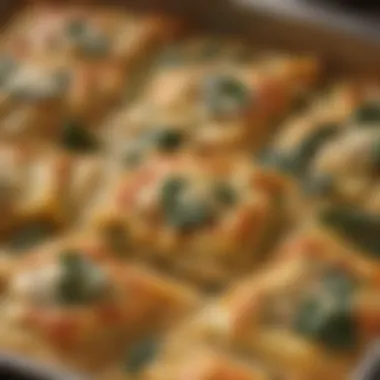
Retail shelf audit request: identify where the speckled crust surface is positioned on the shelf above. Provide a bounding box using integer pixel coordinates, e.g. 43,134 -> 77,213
0,3 -> 182,142
4,4 -> 178,62
100,342 -> 278,380
102,36 -> 320,156
0,141 -> 105,245
1,2 -> 380,380
0,234 -> 199,375
259,82 -> 380,217
86,152 -> 288,288
156,239 -> 380,380
142,345 -> 276,380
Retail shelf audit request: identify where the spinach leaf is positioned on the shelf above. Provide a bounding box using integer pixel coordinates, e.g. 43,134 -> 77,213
58,251 -> 107,305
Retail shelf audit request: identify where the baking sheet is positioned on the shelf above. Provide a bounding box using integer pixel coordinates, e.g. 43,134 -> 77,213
0,353 -> 87,380
1,0 -> 380,379
177,0 -> 380,76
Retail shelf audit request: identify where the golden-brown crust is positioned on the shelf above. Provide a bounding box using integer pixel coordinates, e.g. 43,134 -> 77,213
264,83 -> 380,219
104,41 -> 321,155
0,235 -> 200,373
5,4 -> 183,63
0,141 -> 105,239
169,229 -> 380,380
142,345 -> 273,380
3,3 -> 380,379
0,4 -> 185,142
86,152 -> 288,287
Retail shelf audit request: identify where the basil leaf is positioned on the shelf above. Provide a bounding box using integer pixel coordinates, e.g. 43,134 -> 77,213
60,120 -> 99,153
321,268 -> 356,298
285,123 -> 339,176
160,177 -> 186,210
320,207 -> 380,257
353,101 -> 380,123
147,128 -> 184,152
203,74 -> 251,118
66,19 -> 110,58
58,251 -> 107,305
257,149 -> 293,173
294,294 -> 357,350
167,199 -> 214,231
160,178 -> 216,232
125,337 -> 160,374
